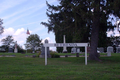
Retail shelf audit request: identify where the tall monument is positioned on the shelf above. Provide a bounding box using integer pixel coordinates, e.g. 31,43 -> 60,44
62,35 -> 67,53
14,41 -> 18,53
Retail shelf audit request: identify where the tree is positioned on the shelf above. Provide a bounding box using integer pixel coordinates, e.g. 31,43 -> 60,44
89,0 -> 120,60
41,0 -> 90,52
1,35 -> 14,51
41,0 -> 119,60
110,0 -> 120,18
26,34 -> 42,53
16,44 -> 25,53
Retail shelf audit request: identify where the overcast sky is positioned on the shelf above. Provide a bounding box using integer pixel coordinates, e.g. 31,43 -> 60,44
0,0 -> 59,51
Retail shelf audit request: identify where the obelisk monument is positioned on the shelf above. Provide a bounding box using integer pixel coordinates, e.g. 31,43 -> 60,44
14,41 -> 18,53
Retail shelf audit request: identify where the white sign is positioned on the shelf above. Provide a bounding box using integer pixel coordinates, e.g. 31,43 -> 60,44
43,43 -> 88,65
44,43 -> 88,47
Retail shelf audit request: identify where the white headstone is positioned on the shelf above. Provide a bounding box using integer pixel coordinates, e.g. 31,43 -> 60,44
116,47 -> 120,53
71,48 -> 80,54
107,46 -> 113,53
107,46 -> 113,56
76,48 -> 80,53
71,47 -> 76,54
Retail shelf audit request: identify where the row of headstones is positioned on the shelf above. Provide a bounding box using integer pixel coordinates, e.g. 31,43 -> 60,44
71,46 -> 120,54
0,46 -> 18,53
71,47 -> 80,54
8,45 -> 18,53
39,38 -> 120,57
39,46 -> 119,58
97,46 -> 120,53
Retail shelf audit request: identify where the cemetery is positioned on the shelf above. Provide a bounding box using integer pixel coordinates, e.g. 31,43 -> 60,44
0,52 -> 120,79
0,0 -> 120,79
0,30 -> 120,79
0,37 -> 120,79
0,33 -> 120,80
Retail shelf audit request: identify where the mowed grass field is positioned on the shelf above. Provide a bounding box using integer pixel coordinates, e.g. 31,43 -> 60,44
0,53 -> 120,80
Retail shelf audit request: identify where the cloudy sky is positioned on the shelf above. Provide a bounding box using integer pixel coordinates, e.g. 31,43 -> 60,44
0,0 -> 119,51
0,0 -> 59,50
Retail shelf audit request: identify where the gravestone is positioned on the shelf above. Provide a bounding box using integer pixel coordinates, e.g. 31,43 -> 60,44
8,45 -> 13,53
14,41 -> 18,53
107,46 -> 113,56
107,46 -> 113,53
71,47 -> 80,57
0,48 -> 5,52
116,47 -> 120,53
76,48 -> 80,53
71,47 -> 76,54
97,47 -> 104,53
39,39 -> 51,58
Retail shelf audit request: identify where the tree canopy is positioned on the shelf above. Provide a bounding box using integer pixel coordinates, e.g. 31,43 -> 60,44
1,35 -> 14,46
41,0 -> 120,61
1,35 -> 14,51
26,34 -> 42,52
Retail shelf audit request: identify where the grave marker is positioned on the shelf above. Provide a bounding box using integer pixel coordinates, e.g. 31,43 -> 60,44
8,45 -> 13,53
71,48 -> 80,54
71,47 -> 76,54
97,47 -> 104,53
107,46 -> 113,56
39,39 -> 51,58
14,41 -> 18,53
116,47 -> 120,53
77,48 -> 80,53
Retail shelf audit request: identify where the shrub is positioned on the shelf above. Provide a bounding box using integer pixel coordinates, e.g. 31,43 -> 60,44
50,51 -> 60,58
27,49 -> 32,53
36,51 -> 41,57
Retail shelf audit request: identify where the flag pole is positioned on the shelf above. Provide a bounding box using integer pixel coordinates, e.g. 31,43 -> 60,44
26,29 -> 30,53
26,33 -> 28,54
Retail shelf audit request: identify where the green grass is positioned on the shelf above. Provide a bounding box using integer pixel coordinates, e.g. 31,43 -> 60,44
0,52 -> 107,56
58,53 -> 108,56
0,53 -> 37,57
0,53 -> 120,80
58,52 -> 90,55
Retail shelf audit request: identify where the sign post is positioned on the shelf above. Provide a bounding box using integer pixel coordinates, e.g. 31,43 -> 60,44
45,47 -> 47,65
43,43 -> 88,65
85,46 -> 87,65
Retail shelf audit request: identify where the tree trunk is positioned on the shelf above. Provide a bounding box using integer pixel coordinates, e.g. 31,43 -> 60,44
89,0 -> 100,61
89,16 -> 100,61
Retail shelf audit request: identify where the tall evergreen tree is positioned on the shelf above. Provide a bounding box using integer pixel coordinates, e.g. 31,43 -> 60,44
41,0 -> 119,60
41,0 -> 89,52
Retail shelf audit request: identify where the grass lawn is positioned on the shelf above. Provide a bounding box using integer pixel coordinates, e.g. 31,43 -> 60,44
0,53 -> 120,80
